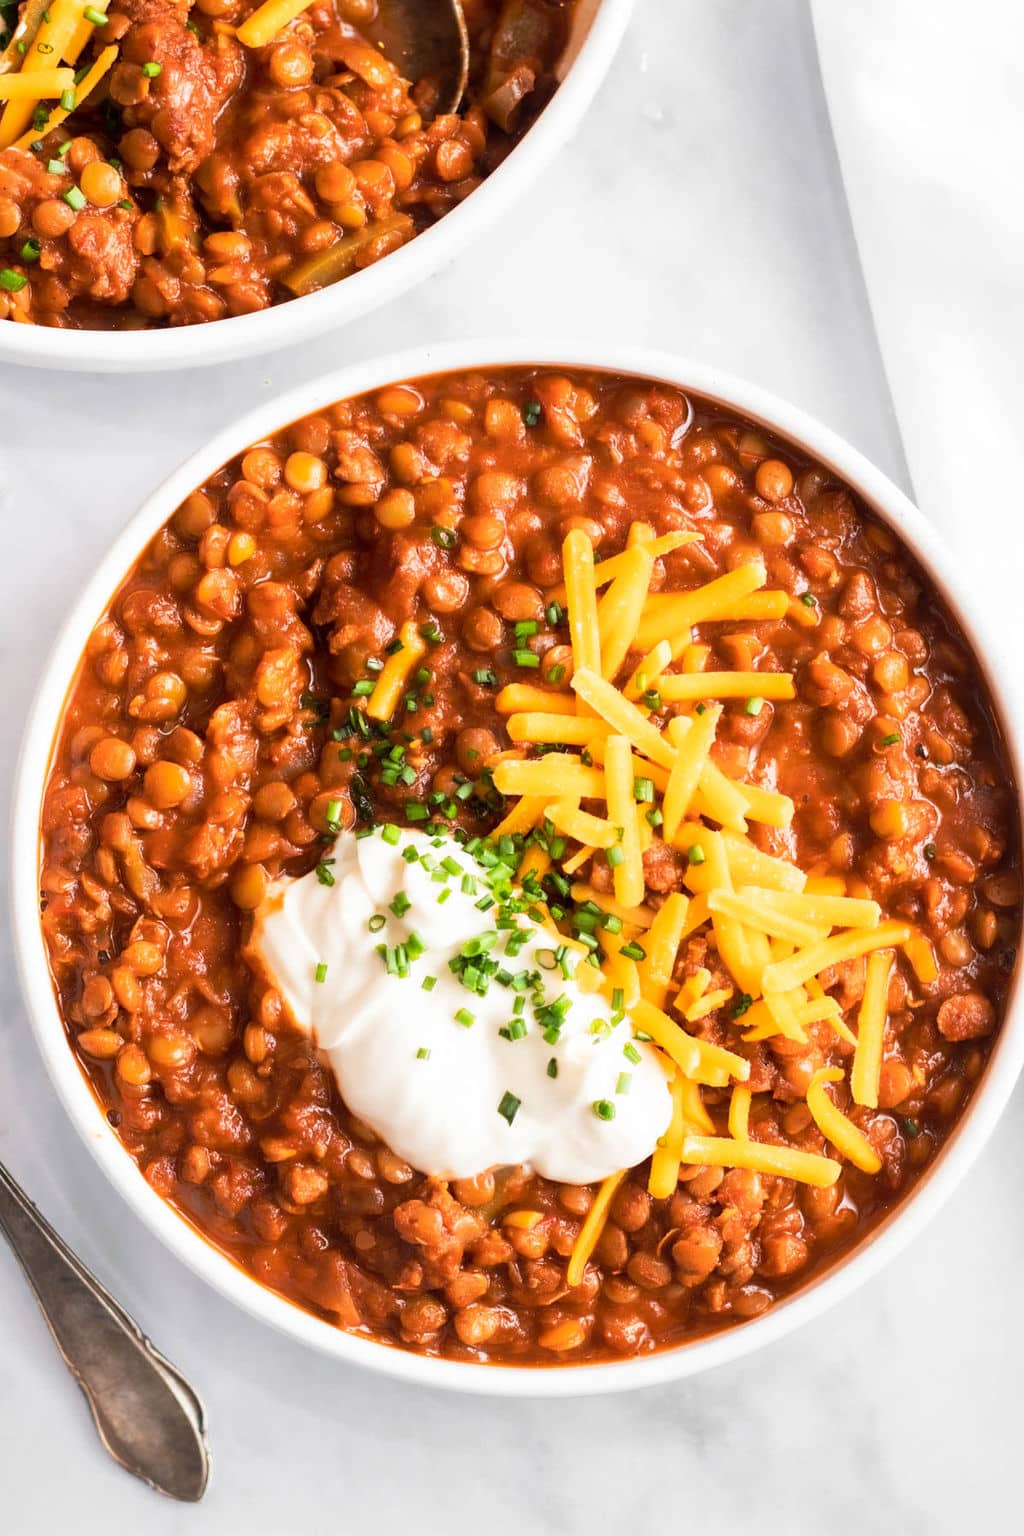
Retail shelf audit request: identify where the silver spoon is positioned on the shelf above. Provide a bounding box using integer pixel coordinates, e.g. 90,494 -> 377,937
368,0 -> 470,115
0,1161 -> 210,1502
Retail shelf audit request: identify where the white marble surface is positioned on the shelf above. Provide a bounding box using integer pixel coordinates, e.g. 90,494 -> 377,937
1,1 -> 1020,1530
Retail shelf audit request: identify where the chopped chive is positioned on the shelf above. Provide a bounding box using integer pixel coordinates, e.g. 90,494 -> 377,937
606,845 -> 625,868
422,975 -> 437,992
620,941 -> 646,962
315,862 -> 336,887
801,592 -> 818,607
616,1072 -> 632,1095
381,823 -> 400,845
624,1042 -> 641,1065
646,807 -> 664,827
611,987 -> 624,1014
641,688 -> 662,711
416,1047 -> 431,1060
879,732 -> 901,747
593,1099 -> 616,1121
368,914 -> 386,932
0,268 -> 27,292
46,157 -> 64,174
315,962 -> 328,984
730,993 -> 754,1018
512,648 -> 539,668
59,88 -> 75,109
390,890 -> 411,917
472,668 -> 497,686
547,663 -> 566,684
522,400 -> 542,427
430,525 -> 457,549
418,621 -> 443,644
546,1057 -> 558,1079
325,797 -> 342,829
141,59 -> 162,76
633,776 -> 655,802
745,696 -> 765,717
83,4 -> 107,21
19,238 -> 40,263
497,1090 -> 521,1124
688,844 -> 706,866
352,679 -> 374,696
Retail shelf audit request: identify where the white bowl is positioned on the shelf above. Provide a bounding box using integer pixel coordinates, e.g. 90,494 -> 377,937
0,1 -> 632,374
13,341 -> 1024,1395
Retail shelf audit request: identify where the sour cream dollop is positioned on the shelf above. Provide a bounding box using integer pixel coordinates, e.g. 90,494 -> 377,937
250,827 -> 672,1183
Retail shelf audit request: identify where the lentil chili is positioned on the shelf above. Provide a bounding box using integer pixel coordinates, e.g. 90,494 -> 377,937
39,367 -> 1021,1363
0,0 -> 575,329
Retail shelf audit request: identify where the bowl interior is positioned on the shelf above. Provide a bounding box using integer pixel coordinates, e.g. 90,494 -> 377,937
13,341 -> 1024,1395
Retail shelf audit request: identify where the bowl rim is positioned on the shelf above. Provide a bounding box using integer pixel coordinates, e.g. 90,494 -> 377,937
0,0 -> 634,374
12,338 -> 1024,1396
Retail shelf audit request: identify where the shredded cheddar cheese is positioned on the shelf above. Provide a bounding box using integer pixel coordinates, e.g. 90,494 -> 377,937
237,0 -> 316,47
806,1069 -> 882,1173
728,1085 -> 752,1140
366,620 -> 426,721
567,1170 -> 626,1286
482,522 -> 931,1202
648,1071 -> 686,1198
850,948 -> 894,1108
680,1135 -> 841,1188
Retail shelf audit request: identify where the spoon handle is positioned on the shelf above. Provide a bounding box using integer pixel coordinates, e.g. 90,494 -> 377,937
0,1161 -> 210,1501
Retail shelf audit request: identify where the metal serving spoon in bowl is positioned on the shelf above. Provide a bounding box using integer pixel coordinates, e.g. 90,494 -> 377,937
367,0 -> 470,115
0,1161 -> 209,1502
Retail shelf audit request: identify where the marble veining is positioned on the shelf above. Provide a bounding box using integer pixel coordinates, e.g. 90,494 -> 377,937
0,2 -> 1017,1531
